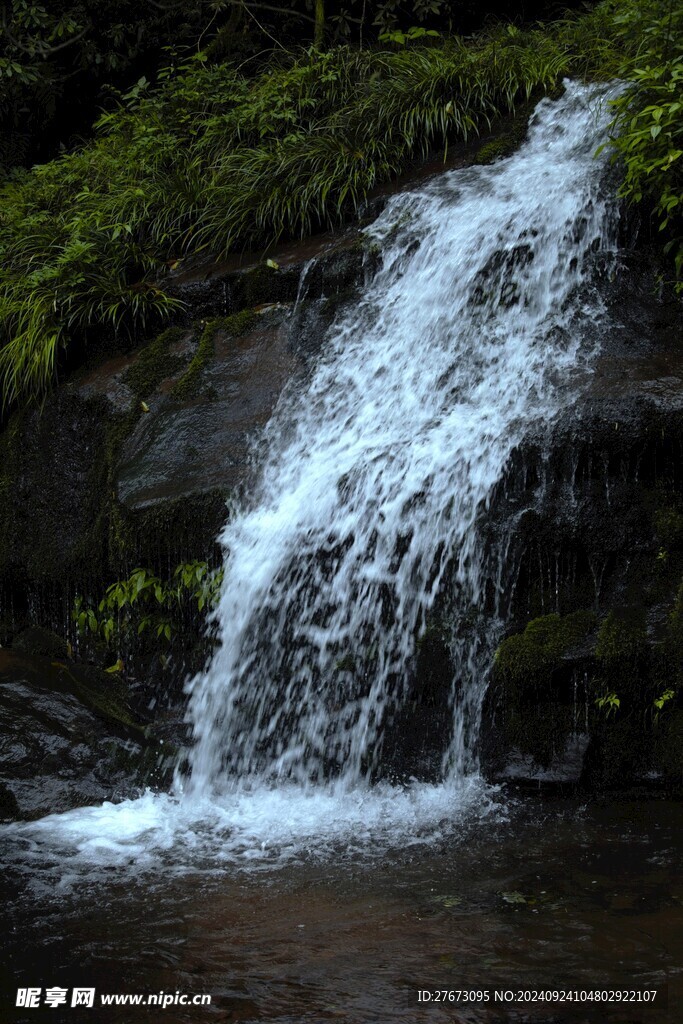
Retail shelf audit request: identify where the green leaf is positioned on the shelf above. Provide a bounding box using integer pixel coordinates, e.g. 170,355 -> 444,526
501,891 -> 527,905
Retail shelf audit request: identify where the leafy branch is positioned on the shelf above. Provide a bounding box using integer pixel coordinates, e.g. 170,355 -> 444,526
72,561 -> 224,650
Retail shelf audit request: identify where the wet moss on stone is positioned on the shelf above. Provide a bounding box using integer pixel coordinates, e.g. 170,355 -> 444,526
171,310 -> 259,401
123,326 -> 188,399
473,108 -> 530,166
474,135 -> 520,165
491,610 -> 596,769
654,504 -> 683,550
494,610 -> 596,695
594,609 -> 648,699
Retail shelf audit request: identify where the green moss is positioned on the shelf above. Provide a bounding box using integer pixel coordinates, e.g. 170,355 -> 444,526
492,611 -> 597,766
494,610 -> 596,693
171,310 -> 258,401
474,110 -> 530,166
474,135 -> 520,165
215,309 -> 259,336
123,326 -> 188,399
595,609 -> 647,691
654,505 -> 683,550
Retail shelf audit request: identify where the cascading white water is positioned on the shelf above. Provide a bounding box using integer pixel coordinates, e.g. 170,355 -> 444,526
0,80 -> 624,870
186,80 -> 622,797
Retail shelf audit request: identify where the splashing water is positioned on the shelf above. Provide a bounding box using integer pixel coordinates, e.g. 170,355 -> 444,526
185,79 -> 621,796
2,81 -> 623,869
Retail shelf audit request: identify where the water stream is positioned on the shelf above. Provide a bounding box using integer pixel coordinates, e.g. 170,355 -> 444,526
185,79 -> 620,796
3,80 -> 625,868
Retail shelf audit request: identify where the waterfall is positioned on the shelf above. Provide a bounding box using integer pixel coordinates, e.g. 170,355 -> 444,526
186,80 -> 622,797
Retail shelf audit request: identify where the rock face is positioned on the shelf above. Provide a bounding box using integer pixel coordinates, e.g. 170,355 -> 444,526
0,233 -> 376,635
476,253 -> 683,794
116,307 -> 300,509
0,228 -> 379,819
0,649 -> 164,820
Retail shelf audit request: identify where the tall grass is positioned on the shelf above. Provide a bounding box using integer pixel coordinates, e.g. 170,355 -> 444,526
0,0 -> 672,408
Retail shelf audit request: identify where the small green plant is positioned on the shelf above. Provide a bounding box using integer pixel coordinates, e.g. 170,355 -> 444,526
653,687 -> 676,720
378,26 -> 440,46
595,691 -> 621,717
72,560 -> 224,651
599,0 -> 683,291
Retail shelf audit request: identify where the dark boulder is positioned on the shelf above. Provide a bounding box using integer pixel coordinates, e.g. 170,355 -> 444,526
0,649 -> 167,821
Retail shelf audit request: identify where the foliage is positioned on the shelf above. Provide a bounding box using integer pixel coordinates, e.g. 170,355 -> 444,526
653,686 -> 676,717
594,690 -> 621,717
0,0 -> 212,168
601,0 -> 683,290
0,0 -> 515,167
378,25 -> 440,46
72,560 -> 224,650
0,0 -> 678,410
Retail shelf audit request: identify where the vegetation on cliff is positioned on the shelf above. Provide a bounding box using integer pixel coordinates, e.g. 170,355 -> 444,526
0,0 -> 680,409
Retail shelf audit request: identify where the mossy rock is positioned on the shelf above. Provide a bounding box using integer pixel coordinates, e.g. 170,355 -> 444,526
654,504 -> 683,551
123,326 -> 189,400
474,135 -> 519,165
494,610 -> 596,695
11,627 -> 68,660
171,309 -> 259,401
473,120 -> 526,166
594,609 -> 648,697
491,610 -> 596,769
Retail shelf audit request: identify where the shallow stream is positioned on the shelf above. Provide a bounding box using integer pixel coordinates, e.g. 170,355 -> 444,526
3,797 -> 681,1022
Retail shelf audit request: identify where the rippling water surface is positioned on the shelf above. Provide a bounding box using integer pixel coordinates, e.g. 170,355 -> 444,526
3,800 -> 682,1023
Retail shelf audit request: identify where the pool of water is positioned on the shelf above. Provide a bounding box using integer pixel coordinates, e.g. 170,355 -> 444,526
2,796 -> 681,1022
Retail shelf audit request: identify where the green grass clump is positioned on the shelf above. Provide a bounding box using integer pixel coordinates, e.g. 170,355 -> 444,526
0,0 -> 677,409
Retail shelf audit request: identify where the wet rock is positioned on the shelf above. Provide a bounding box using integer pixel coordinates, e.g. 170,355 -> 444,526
11,626 -> 68,660
0,390 -> 109,584
478,257 -> 683,793
0,649 -> 165,821
164,231 -> 371,323
116,306 -> 300,509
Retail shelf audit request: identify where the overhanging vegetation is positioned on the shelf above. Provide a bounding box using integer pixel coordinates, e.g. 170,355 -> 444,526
0,0 -> 680,409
